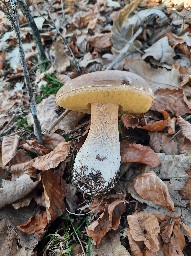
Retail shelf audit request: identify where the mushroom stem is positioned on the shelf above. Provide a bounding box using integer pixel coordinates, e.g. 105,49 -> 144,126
73,102 -> 120,194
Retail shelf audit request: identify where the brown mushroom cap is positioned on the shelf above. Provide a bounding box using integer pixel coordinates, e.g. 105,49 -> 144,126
56,71 -> 153,114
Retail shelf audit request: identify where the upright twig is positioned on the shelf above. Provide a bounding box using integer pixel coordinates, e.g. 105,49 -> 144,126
1,0 -> 43,144
17,0 -> 48,67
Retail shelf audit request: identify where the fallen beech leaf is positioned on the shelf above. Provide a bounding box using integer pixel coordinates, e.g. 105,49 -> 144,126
177,116 -> 191,141
149,132 -> 179,155
18,211 -> 48,235
124,59 -> 180,91
32,141 -> 71,171
134,171 -> 174,211
2,134 -> 20,166
86,195 -> 126,245
143,36 -> 175,65
180,169 -> 191,200
152,89 -> 191,116
108,200 -> 126,230
86,211 -> 110,245
87,33 -> 112,49
162,223 -> 185,256
42,169 -> 66,222
180,221 -> 191,238
43,133 -> 66,150
91,231 -> 131,256
121,144 -> 161,167
126,229 -> 143,256
121,111 -> 170,132
127,212 -> 160,252
167,33 -> 191,58
0,174 -> 39,209
22,140 -> 49,155
142,111 -> 170,132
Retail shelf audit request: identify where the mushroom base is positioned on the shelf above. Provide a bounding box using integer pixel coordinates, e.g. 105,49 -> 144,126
72,102 -> 120,195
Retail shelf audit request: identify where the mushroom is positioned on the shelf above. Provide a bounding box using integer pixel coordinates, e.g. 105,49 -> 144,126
56,71 -> 154,195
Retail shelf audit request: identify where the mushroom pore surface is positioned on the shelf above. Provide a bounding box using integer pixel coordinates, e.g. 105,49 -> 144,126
56,71 -> 154,195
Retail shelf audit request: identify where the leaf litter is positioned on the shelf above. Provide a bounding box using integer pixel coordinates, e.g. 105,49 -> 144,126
1,0 -> 191,255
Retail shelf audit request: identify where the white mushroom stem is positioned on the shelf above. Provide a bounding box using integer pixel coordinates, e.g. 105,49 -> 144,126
73,102 -> 120,190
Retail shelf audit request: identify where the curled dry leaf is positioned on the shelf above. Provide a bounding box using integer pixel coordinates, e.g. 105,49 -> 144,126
149,132 -> 179,155
121,144 -> 161,167
86,211 -> 110,245
2,134 -> 20,166
133,171 -> 174,211
87,33 -> 112,49
32,141 -> 71,171
121,111 -> 170,132
177,116 -> 191,141
86,195 -> 126,245
152,89 -> 191,116
0,174 -> 39,209
124,59 -> 181,91
18,211 -> 48,235
127,212 -> 160,252
126,228 -> 143,256
0,51 -> 5,70
43,133 -> 66,150
42,169 -> 67,222
91,231 -> 131,256
22,140 -> 49,155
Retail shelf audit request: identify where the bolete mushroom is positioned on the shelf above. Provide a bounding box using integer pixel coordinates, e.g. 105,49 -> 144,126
56,71 -> 154,195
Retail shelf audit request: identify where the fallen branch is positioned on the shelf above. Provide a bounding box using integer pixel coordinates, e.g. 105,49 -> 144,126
1,1 -> 43,144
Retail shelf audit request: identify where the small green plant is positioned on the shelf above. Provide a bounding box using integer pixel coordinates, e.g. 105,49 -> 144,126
16,116 -> 32,131
37,73 -> 63,103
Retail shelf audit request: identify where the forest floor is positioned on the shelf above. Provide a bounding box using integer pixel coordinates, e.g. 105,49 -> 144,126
1,0 -> 191,255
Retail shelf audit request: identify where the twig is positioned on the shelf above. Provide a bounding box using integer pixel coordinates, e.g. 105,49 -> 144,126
106,27 -> 143,70
2,0 -> 43,144
44,109 -> 70,134
17,0 -> 48,66
63,120 -> 90,136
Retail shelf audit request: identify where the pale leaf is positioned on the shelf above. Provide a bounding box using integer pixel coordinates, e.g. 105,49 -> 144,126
2,134 -> 19,166
0,174 -> 39,209
143,37 -> 175,65
177,116 -> 191,141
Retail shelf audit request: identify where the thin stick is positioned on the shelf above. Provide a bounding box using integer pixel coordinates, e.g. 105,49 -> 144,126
106,27 -> 143,70
3,1 -> 43,144
17,0 -> 48,65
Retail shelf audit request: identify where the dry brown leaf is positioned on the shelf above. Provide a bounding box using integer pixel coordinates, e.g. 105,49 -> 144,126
86,195 -> 126,245
42,169 -> 66,222
0,51 -> 5,70
141,111 -> 170,132
180,221 -> 191,238
152,89 -> 191,116
43,133 -> 66,150
86,211 -> 110,245
52,38 -> 70,72
166,33 -> 191,58
127,212 -> 160,252
180,169 -> 191,200
18,211 -> 48,235
162,223 -> 185,256
121,144 -> 161,167
22,140 -> 49,155
0,174 -> 39,209
124,59 -> 180,91
108,200 -> 126,230
149,132 -> 179,155
32,141 -> 71,171
177,116 -> 191,141
87,33 -> 112,49
2,134 -> 20,166
126,228 -> 143,256
91,231 -> 131,256
134,171 -> 174,211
